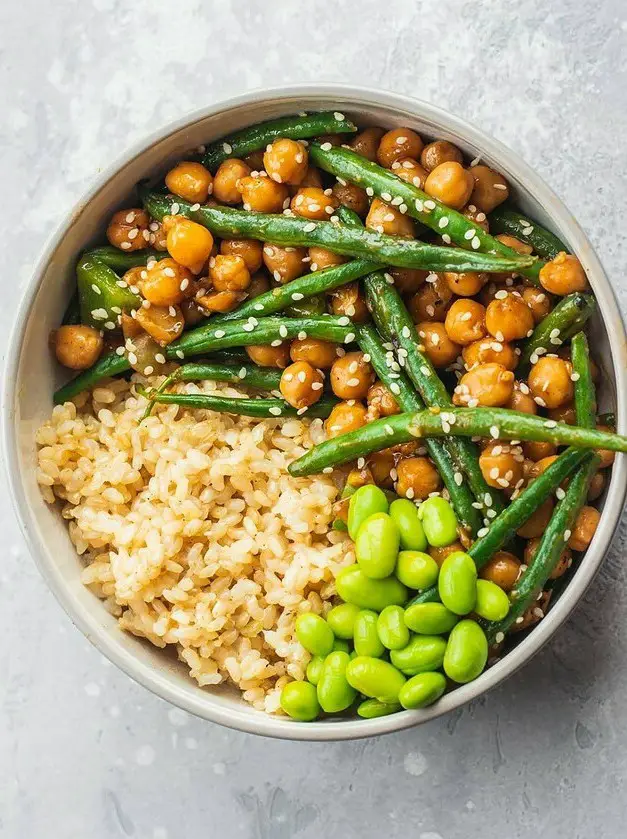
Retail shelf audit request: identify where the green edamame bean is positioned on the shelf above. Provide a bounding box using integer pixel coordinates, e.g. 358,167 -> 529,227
357,698 -> 402,719
295,612 -> 334,656
418,497 -> 458,547
353,610 -> 385,658
355,512 -> 400,579
390,634 -> 447,675
327,602 -> 361,639
347,484 -> 389,540
377,605 -> 410,651
306,655 -> 326,686
280,680 -> 320,721
438,551 -> 477,615
345,656 -> 407,703
404,602 -> 459,635
475,579 -> 510,621
335,566 -> 408,612
317,651 -> 357,713
389,499 -> 427,551
398,672 -> 447,710
332,638 -> 351,654
444,619 -> 488,684
395,550 -> 439,590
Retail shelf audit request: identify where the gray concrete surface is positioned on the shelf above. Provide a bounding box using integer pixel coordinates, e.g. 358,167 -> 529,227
2,1 -> 627,837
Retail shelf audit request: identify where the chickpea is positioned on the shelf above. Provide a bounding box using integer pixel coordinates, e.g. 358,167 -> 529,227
209,254 -> 251,292
495,233 -> 533,255
365,197 -> 415,238
424,162 -> 474,210
517,496 -> 554,538
469,165 -> 509,213
367,381 -> 400,418
376,127 -> 424,168
290,337 -> 339,369
163,216 -> 214,274
596,425 -> 616,468
507,381 -> 537,414
245,342 -> 291,368
419,140 -> 462,172
588,471 -> 606,501
568,506 -> 600,552
350,126 -> 386,162
106,208 -> 150,251
523,439 -> 557,461
443,271 -> 488,297
462,203 -> 490,232
247,271 -> 271,299
263,138 -> 308,185
297,167 -> 324,190
181,298 -> 206,326
332,181 -> 370,217
213,159 -> 251,204
524,538 -> 571,580
485,293 -> 534,342
479,551 -> 521,592
389,268 -> 427,295
367,449 -> 396,489
325,401 -> 368,438
528,356 -> 573,409
317,133 -> 344,146
291,187 -> 338,220
454,362 -> 515,407
429,542 -> 465,567
462,338 -> 518,372
238,174 -> 289,213
137,257 -> 190,306
548,403 -> 576,425
539,252 -> 588,295
408,275 -> 452,322
220,239 -> 263,273
165,161 -> 213,204
479,442 -> 524,490
511,590 -> 552,633
196,290 -> 246,314
444,299 -> 487,345
120,310 -> 144,340
330,282 -> 370,322
147,220 -> 167,251
54,325 -> 103,370
521,286 -> 551,323
330,351 -> 375,400
279,361 -> 324,409
263,244 -> 307,283
527,455 -> 559,480
394,456 -> 440,500
392,157 -> 428,189
308,246 -> 346,272
479,280 -> 517,307
416,321 -> 461,368
135,304 -> 184,347
244,150 -> 265,170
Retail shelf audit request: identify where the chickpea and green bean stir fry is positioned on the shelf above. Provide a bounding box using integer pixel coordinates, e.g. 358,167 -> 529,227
51,111 -> 625,722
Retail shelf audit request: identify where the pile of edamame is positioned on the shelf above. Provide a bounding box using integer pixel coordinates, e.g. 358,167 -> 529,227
280,486 -> 510,722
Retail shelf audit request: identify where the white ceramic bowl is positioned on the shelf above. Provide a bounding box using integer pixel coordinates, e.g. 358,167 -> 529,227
4,85 -> 626,741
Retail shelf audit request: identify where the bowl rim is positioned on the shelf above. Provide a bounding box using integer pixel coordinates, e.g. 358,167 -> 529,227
4,83 -> 626,741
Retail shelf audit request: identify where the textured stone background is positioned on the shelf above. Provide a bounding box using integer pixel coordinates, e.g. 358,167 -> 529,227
2,1 -> 627,837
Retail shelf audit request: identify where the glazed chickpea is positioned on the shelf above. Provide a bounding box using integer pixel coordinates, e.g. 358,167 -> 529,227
213,159 -> 251,204
416,321 -> 461,368
392,157 -> 428,189
528,356 -> 573,409
279,361 -> 324,409
528,455 -> 559,480
443,271 -> 488,297
523,439 -> 557,461
263,244 -> 307,283
389,268 -> 427,295
245,342 -> 291,368
263,138 -> 308,185
521,286 -> 551,323
330,282 -> 370,322
325,401 -> 368,438
291,187 -> 338,220
396,456 -> 441,500
297,167 -> 324,190
444,299 -> 487,345
469,165 -> 509,213
454,363 -> 515,407
424,162 -> 474,210
568,506 -> 600,552
429,542 -> 465,567
462,338 -> 518,372
163,216 -> 214,274
147,220 -> 168,251
479,442 -> 525,490
588,471 -> 606,501
331,181 -> 370,217
479,551 -> 521,593
506,381 -> 537,414
367,449 -> 396,488
511,590 -> 552,633
239,174 -> 289,213
596,425 -> 616,468
517,496 -> 554,538
54,325 -> 103,370
366,381 -> 400,418
243,150 -> 265,170
181,298 -> 206,326
135,304 -> 184,347
525,538 -> 572,580
209,254 -> 251,292
539,252 -> 588,295
330,351 -> 375,400
376,127 -> 424,168
308,246 -> 346,272
120,310 -> 144,340
350,126 -> 386,162
138,257 -> 190,306
462,203 -> 490,232
495,233 -> 533,256
479,281 -> 517,307
290,337 -> 339,369
247,271 -> 271,299
420,140 -> 463,172
165,161 -> 213,204
408,275 -> 452,322
365,197 -> 415,238
548,403 -> 576,425
196,289 -> 246,314
220,239 -> 263,273
485,293 -> 534,342
106,208 -> 150,251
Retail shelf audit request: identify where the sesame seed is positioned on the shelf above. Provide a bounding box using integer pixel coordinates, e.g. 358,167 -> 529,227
384,424 -> 394,435
544,420 -> 557,428
362,354 -> 371,363
170,202 -> 180,215
454,472 -> 463,486
424,200 -> 436,211
442,234 -> 452,245
390,383 -> 401,395
366,187 -> 374,197
303,223 -> 316,232
270,339 -> 283,347
438,217 -> 449,229
420,366 -> 431,377
269,406 -> 282,416
120,241 -> 131,250
522,226 -> 534,236
415,199 -> 424,212
291,292 -> 304,301
464,229 -> 476,241
477,527 -> 489,538
176,350 -> 185,360
311,381 -> 323,391
563,530 -> 572,542
344,333 -> 355,344
298,331 -> 308,340
222,142 -> 233,154
320,142 -> 333,151
357,457 -> 365,469
128,352 -> 138,365
556,487 -> 566,500
471,236 -> 481,249
490,425 -> 500,439
401,326 -> 411,339
493,183 -> 507,191
494,290 -> 508,300
381,192 -> 393,202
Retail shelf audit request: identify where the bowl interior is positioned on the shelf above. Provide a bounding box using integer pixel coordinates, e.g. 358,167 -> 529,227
6,88 -> 627,740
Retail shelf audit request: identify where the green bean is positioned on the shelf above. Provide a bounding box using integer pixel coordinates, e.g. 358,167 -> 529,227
347,484 -> 389,540
316,650 -> 356,713
335,566 -> 407,612
395,550 -> 439,590
308,143 -> 543,283
438,551 -> 477,615
285,295 -> 327,318
390,634 -> 447,676
77,255 -> 140,328
345,656 -> 407,704
519,293 -> 596,372
139,389 -> 337,419
388,499 -> 428,552
326,603 -> 361,640
357,698 -> 402,718
335,206 -> 364,227
474,579 -> 510,622
377,605 -> 410,651
404,602 -> 458,635
142,190 -> 535,274
280,680 -> 320,721
398,672 -> 447,710
201,111 -> 358,170
355,512 -> 400,579
488,206 -> 568,260
419,497 -> 459,548
295,613 -> 335,656
61,292 -> 80,326
353,610 -> 385,658
86,245 -> 161,272
306,655 -> 326,686
571,333 -> 596,429
443,620 -> 488,683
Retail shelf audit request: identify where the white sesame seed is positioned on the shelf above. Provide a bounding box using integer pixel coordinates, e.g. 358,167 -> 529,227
415,199 -> 424,212
464,229 -> 476,241
442,234 -> 452,245
291,292 -> 304,301
454,472 -> 463,486
270,339 -> 283,347
477,527 -> 489,538
345,332 -> 356,344
493,183 -> 507,191
490,425 -> 500,439
128,352 -> 138,365
494,290 -> 508,300
303,222 -> 316,232
471,236 -> 481,249
424,200 -> 436,211
222,143 -> 233,155
298,331 -> 308,340
381,192 -> 393,202
269,406 -> 282,416
320,142 -> 333,151
438,218 -> 449,229
120,241 -> 131,250
176,350 -> 185,360
170,202 -> 180,215
564,530 -> 572,542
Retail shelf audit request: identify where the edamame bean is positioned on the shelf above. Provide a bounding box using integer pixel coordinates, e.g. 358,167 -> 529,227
355,512 -> 400,579
332,638 -> 351,653
389,499 -> 428,551
336,566 -> 408,612
295,612 -> 334,656
317,651 -> 357,713
398,672 -> 447,709
357,698 -> 402,719
438,551 -> 477,615
377,605 -> 410,651
444,619 -> 488,684
395,550 -> 439,590
418,497 -> 458,547
475,579 -> 510,621
404,602 -> 459,635
280,680 -> 320,721
306,655 -> 326,686
353,610 -> 385,658
327,602 -> 361,639
390,634 -> 447,675
348,484 -> 389,540
345,656 -> 407,703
